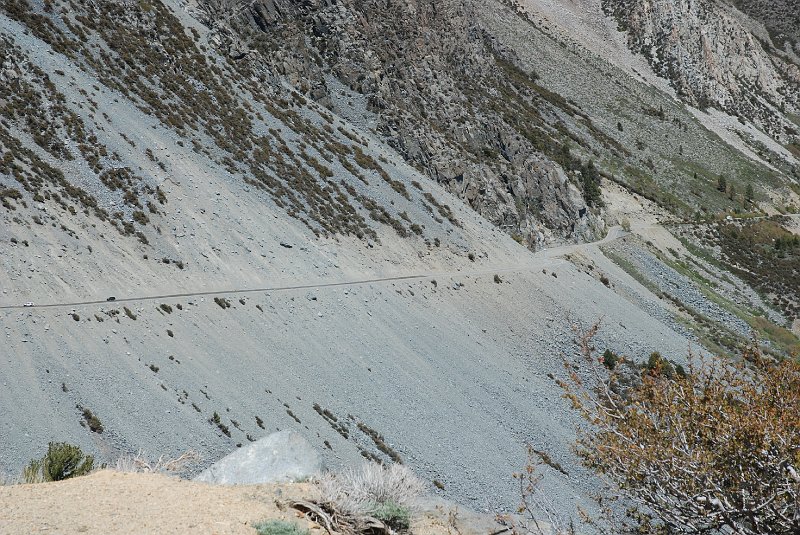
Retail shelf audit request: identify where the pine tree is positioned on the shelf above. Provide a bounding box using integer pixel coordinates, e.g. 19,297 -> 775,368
580,160 -> 603,207
746,183 -> 755,203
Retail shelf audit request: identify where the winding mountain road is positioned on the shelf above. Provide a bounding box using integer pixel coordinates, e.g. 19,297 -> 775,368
5,211 -> 797,312
0,227 -> 628,312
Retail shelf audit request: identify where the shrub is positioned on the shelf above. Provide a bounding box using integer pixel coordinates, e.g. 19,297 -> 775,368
23,442 -> 94,483
563,324 -> 800,534
318,463 -> 424,517
356,422 -> 402,463
494,274 -> 502,284
601,348 -> 618,370
298,463 -> 424,533
253,520 -> 309,535
645,351 -> 674,378
369,501 -> 411,531
210,411 -> 231,437
80,407 -> 104,433
214,297 -> 231,309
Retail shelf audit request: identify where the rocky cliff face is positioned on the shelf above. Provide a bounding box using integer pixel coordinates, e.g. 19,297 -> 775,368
603,0 -> 800,142
732,0 -> 800,55
216,0 -> 605,247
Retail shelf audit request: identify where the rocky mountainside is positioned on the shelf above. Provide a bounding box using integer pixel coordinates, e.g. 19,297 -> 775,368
1,0 -> 798,251
221,0 -> 610,247
603,0 -> 800,143
219,0 -> 800,233
733,0 -> 800,54
2,0 -> 800,530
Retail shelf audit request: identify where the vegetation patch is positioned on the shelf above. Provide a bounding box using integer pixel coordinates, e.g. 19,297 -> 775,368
357,421 -> 402,464
254,520 -> 309,535
78,406 -> 103,434
210,411 -> 231,437
214,297 -> 231,309
713,219 -> 800,323
23,442 -> 94,483
561,325 -> 800,534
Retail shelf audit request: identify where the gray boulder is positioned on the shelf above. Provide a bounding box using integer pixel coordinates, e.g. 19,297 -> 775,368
194,429 -> 322,485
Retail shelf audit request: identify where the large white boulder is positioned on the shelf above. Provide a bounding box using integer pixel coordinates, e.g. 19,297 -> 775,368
194,429 -> 322,485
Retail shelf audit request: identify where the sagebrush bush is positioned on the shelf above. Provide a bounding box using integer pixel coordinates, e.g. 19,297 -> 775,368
80,407 -> 104,433
318,462 -> 424,517
296,463 -> 423,533
369,501 -> 411,531
113,449 -> 200,475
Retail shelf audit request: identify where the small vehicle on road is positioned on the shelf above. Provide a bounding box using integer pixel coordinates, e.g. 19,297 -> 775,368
106,296 -> 116,302
23,302 -> 34,307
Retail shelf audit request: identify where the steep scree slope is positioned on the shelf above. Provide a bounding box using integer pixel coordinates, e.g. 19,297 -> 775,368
1,0 -> 797,527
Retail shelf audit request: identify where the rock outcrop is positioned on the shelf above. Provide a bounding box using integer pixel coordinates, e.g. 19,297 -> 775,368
218,0 -> 603,246
604,0 -> 800,142
731,0 -> 800,55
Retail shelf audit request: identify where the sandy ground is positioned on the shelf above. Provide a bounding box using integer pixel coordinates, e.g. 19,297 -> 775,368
0,470 -> 315,535
0,470 -> 501,535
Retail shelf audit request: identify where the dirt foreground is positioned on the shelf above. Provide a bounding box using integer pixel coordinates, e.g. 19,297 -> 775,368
0,470 -> 318,535
0,470 -> 482,535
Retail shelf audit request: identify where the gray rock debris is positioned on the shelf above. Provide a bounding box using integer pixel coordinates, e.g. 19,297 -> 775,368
194,429 -> 322,485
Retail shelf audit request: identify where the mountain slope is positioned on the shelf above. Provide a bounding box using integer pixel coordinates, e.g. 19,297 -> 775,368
221,0 -> 799,229
603,0 -> 800,143
220,0 -> 622,247
732,0 -> 800,55
0,0 -> 697,520
1,0 -> 799,529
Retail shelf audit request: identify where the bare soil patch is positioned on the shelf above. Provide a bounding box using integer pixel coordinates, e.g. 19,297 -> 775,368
0,470 -> 314,535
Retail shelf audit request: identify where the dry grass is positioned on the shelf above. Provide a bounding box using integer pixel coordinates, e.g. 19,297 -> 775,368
294,463 -> 425,535
317,462 -> 425,517
112,449 -> 201,475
